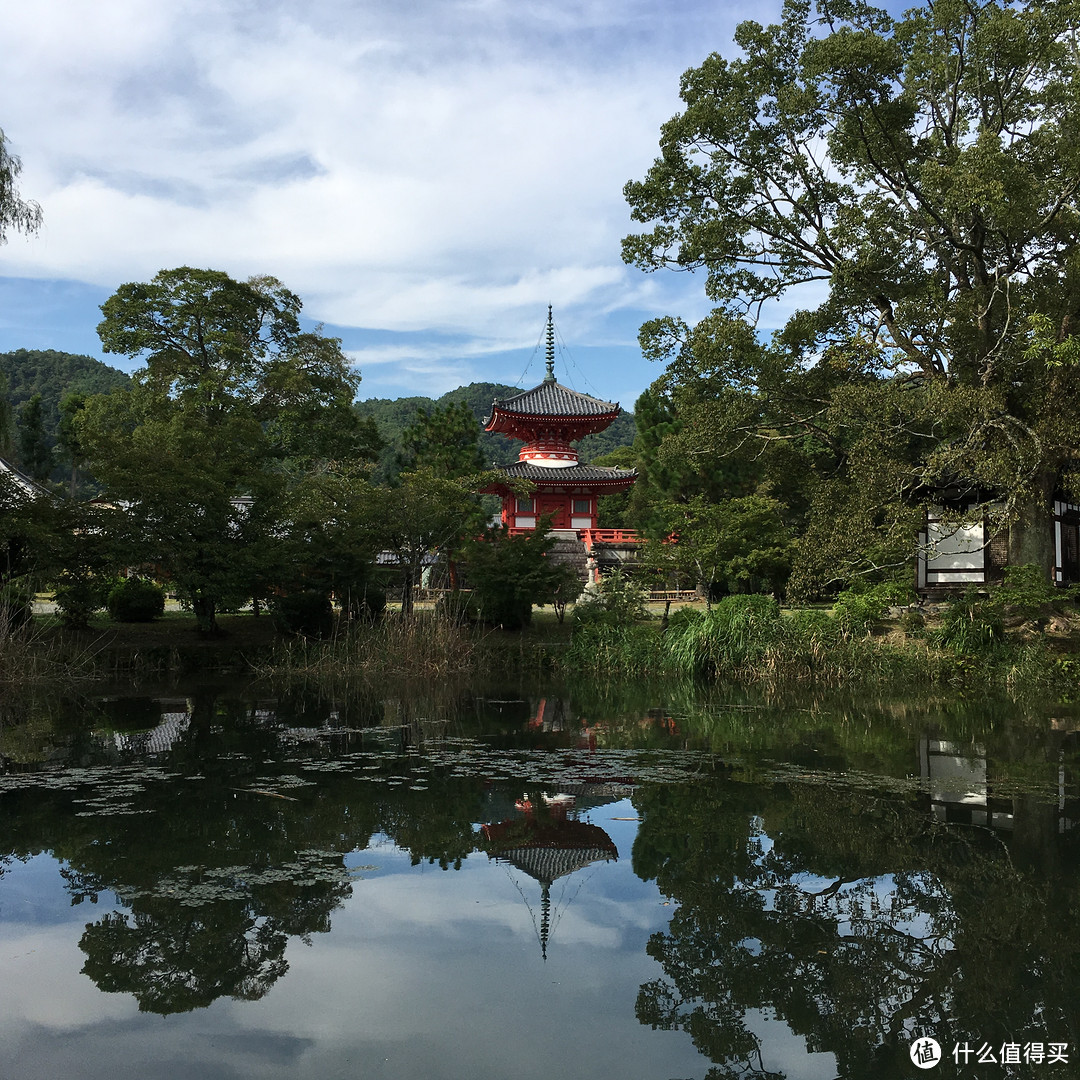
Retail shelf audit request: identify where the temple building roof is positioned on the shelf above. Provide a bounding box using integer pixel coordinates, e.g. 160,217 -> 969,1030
484,380 -> 619,425
495,461 -> 637,484
0,456 -> 51,501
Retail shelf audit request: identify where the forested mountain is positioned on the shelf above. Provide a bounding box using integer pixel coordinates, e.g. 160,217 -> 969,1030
356,380 -> 637,481
2,349 -> 131,425
0,349 -> 131,480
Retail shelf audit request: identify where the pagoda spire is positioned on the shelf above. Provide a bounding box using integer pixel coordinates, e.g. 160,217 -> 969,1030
544,303 -> 555,382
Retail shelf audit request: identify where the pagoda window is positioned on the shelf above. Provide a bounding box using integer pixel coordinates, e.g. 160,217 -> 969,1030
516,497 -> 535,513
572,498 -> 590,514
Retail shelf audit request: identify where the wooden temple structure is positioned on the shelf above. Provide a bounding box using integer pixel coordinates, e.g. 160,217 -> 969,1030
482,307 -> 637,534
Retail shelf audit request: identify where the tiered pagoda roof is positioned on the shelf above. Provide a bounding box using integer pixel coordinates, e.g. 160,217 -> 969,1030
497,460 -> 636,484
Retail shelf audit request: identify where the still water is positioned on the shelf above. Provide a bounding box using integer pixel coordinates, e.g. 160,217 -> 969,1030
0,680 -> 1077,1080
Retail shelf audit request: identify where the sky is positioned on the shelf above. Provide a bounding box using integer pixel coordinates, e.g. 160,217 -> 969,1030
0,0 -> 785,408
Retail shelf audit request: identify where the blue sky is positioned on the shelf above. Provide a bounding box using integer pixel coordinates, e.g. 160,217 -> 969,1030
0,0 -> 786,408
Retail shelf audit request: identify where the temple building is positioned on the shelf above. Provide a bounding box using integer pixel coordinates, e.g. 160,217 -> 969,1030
481,307 -> 637,532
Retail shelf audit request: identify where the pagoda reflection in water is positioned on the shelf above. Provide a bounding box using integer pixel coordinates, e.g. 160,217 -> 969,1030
481,793 -> 618,959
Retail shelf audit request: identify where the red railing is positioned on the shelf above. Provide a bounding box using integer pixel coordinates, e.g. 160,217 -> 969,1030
578,529 -> 642,549
501,526 -> 643,547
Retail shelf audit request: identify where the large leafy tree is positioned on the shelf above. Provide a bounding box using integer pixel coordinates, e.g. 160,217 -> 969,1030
642,493 -> 797,600
624,0 -> 1080,589
81,267 -> 376,632
368,467 -> 491,616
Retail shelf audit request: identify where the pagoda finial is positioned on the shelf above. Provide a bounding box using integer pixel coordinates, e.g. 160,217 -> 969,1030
544,304 -> 555,382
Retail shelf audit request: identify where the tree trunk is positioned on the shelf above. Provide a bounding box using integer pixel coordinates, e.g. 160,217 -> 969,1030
401,568 -> 415,617
1008,471 -> 1057,584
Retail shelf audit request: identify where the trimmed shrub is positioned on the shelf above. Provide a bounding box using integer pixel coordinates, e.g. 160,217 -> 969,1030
107,577 -> 166,622
273,589 -> 335,638
54,575 -> 114,629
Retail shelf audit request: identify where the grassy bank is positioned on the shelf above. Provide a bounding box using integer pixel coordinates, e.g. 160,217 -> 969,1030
559,595 -> 1080,697
7,594 -> 1080,699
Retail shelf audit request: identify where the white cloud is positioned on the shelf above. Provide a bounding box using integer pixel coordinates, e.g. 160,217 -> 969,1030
0,0 -> 780,395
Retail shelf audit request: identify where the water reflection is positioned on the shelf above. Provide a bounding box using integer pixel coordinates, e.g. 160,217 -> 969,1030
0,683 -> 1077,1078
482,792 -> 619,959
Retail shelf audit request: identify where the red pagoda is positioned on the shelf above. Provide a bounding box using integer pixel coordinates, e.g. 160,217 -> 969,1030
482,307 -> 637,531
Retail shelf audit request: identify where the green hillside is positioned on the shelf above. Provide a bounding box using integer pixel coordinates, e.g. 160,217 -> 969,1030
355,380 -> 637,481
1,349 -> 131,478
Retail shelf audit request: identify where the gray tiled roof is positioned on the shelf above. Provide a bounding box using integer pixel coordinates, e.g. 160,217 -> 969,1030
0,456 -> 51,500
486,380 -> 618,421
498,461 -> 637,482
488,846 -> 617,885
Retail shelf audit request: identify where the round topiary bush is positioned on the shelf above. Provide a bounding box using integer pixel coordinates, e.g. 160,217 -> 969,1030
107,577 -> 166,622
272,589 -> 335,638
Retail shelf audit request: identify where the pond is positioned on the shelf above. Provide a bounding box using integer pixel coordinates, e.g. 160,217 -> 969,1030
0,679 -> 1077,1079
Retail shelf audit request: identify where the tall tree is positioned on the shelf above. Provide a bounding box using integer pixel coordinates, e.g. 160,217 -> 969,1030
17,393 -> 51,482
368,468 -> 488,616
399,401 -> 484,477
0,127 -> 41,244
624,0 -> 1080,588
0,373 -> 13,458
81,267 -> 372,632
56,391 -> 88,497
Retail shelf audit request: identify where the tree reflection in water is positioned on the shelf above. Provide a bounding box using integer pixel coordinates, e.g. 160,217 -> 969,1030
1,679 -> 1078,1074
631,778 -> 1080,1079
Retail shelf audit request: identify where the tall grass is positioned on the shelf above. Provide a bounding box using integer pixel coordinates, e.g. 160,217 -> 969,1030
0,602 -> 100,686
554,594 -> 1079,695
256,611 -> 501,685
559,620 -> 669,679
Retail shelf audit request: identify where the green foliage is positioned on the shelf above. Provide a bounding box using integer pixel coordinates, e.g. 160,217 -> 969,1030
272,589 -> 335,638
0,349 -> 130,485
643,493 -> 796,598
107,577 -> 165,622
832,581 -> 912,636
0,373 -> 12,458
46,502 -> 130,629
0,128 -> 42,244
994,563 -> 1061,620
898,609 -> 926,637
623,0 -> 1080,588
461,525 -> 583,629
665,594 -> 782,676
81,267 -> 370,633
935,589 -> 1005,655
0,577 -> 35,629
16,393 -> 51,482
400,401 -> 484,477
370,467 -> 489,616
576,409 -> 636,463
572,569 -> 650,626
560,620 -> 664,677
53,577 -> 111,628
617,385 -> 756,535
